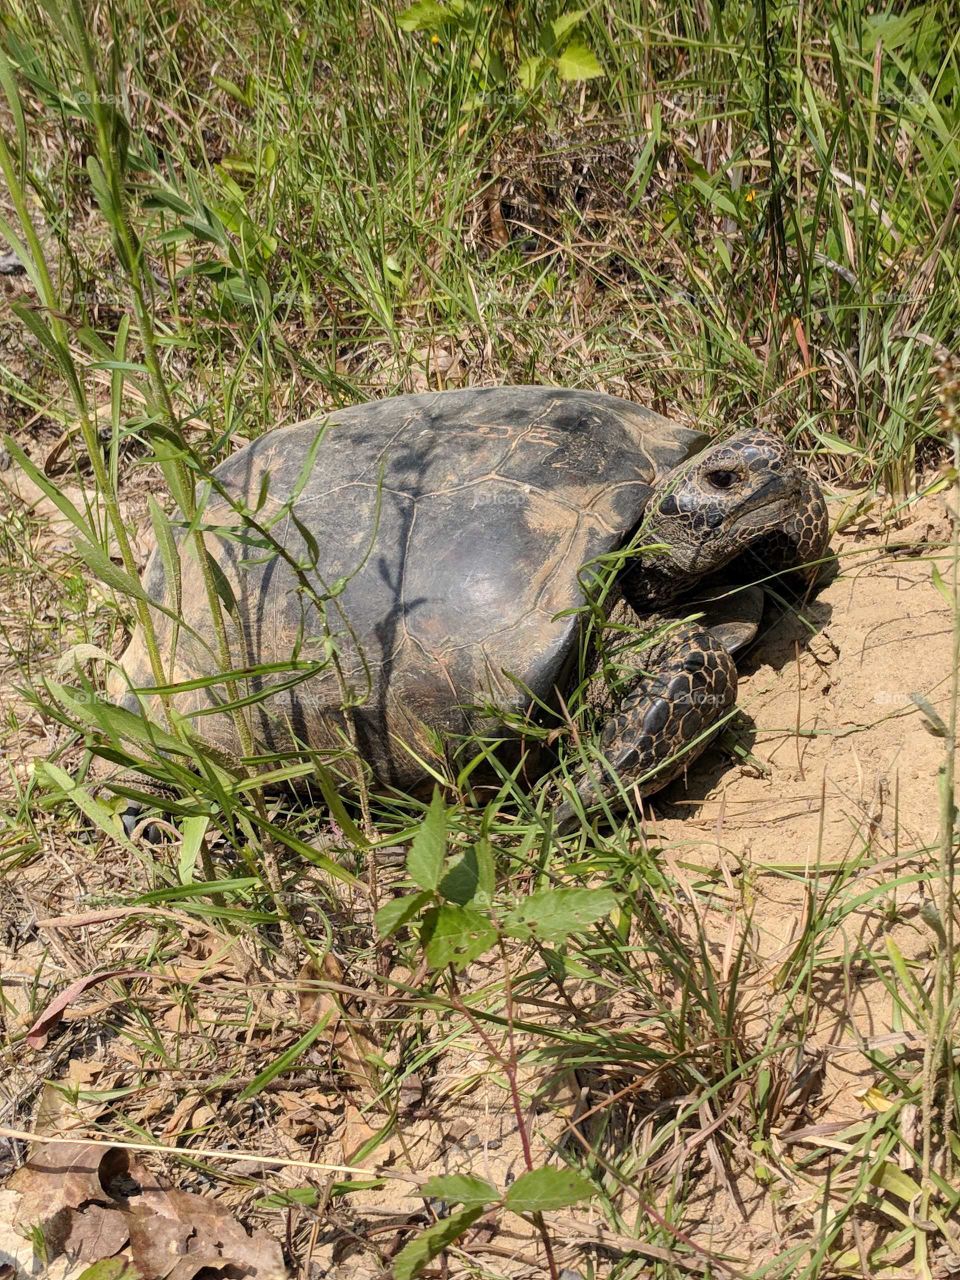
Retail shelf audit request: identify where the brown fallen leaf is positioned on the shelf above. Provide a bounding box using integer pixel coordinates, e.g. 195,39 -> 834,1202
9,1142 -> 128,1225
161,1092 -> 202,1142
35,1060 -> 120,1135
399,1071 -> 425,1114
63,1204 -> 130,1261
273,1089 -> 335,1139
128,1188 -> 285,1279
9,1140 -> 287,1279
298,955 -> 380,1095
339,1103 -> 406,1167
340,1102 -> 382,1162
26,969 -> 144,1048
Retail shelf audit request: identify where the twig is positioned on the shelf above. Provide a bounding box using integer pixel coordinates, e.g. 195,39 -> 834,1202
0,1125 -> 422,1183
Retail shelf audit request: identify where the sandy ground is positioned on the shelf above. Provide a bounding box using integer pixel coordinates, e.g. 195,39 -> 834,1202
659,490 -> 952,978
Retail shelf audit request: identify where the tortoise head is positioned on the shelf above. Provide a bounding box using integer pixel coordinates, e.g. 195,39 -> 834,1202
635,430 -> 828,600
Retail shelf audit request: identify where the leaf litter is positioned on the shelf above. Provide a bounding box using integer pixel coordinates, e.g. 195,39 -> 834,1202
5,1140 -> 285,1279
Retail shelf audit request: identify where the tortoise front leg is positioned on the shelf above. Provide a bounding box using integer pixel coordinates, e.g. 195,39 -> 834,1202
555,621 -> 737,829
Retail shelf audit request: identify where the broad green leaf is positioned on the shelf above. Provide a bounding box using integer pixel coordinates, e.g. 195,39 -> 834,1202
868,1160 -> 923,1204
407,788 -> 447,890
502,887 -> 617,942
177,814 -> 210,884
375,891 -> 432,938
422,904 -> 497,971
552,10 -> 586,42
517,55 -> 543,90
421,1173 -> 498,1208
36,763 -> 145,863
77,1260 -> 135,1280
474,837 -> 495,907
556,39 -> 604,81
692,176 -> 738,216
212,74 -> 254,107
142,185 -> 194,216
392,1205 -> 485,1280
863,9 -> 920,53
45,680 -> 188,754
439,843 -> 482,905
396,1 -> 447,32
503,1166 -> 593,1214
56,642 -> 115,677
809,429 -> 863,456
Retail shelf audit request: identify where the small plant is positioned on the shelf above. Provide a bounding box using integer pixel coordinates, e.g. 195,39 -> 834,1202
395,1166 -> 593,1279
397,2 -> 605,99
376,788 -> 609,1277
376,788 -> 616,974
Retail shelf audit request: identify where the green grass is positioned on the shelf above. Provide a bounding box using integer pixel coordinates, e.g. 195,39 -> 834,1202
1,1 -> 959,1277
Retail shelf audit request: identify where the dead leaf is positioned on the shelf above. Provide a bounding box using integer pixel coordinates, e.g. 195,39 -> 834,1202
159,1001 -> 195,1035
5,466 -> 153,566
273,1090 -> 334,1139
161,1093 -> 201,1141
26,969 -> 144,1047
35,1060 -> 120,1136
340,1103 -> 381,1162
8,1141 -> 286,1279
128,1188 -> 285,1279
190,1104 -> 215,1132
298,956 -> 380,1095
64,1204 -> 130,1260
4,469 -> 93,540
43,429 -> 72,477
9,1142 -> 126,1225
399,1072 -> 425,1114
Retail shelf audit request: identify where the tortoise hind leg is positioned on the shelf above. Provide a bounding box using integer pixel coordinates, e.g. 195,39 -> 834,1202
555,621 -> 738,830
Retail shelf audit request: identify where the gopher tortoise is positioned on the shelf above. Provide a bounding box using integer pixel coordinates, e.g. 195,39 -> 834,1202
113,387 -> 828,819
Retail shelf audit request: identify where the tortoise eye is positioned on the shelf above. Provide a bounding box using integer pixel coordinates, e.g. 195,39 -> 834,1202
705,468 -> 737,491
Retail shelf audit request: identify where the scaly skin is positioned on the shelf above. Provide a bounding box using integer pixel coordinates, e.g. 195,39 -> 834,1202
557,605 -> 738,826
557,454 -> 829,826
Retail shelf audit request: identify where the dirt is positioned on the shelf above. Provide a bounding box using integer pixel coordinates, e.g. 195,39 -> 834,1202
645,490 -> 957,1265
1,484 -> 957,1277
659,488 -> 952,994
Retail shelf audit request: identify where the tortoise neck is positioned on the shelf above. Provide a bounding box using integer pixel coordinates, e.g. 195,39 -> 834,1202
620,555 -> 692,612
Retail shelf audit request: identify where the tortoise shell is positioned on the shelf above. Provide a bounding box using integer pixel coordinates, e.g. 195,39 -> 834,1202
119,387 -> 709,789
